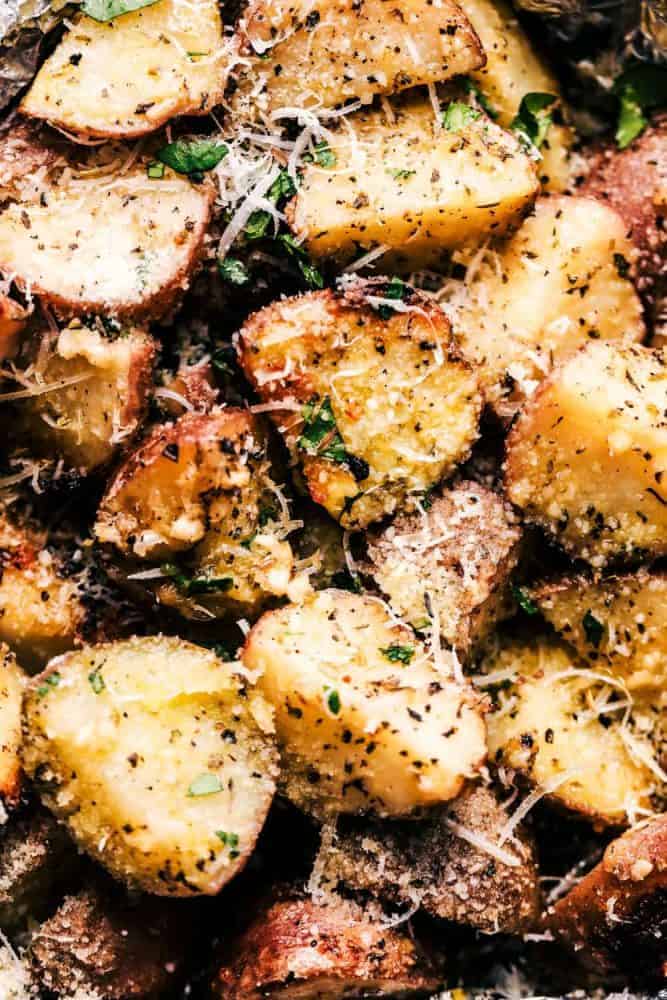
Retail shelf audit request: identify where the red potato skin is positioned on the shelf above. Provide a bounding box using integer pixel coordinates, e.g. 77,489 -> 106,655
0,296 -> 29,362
547,813 -> 667,982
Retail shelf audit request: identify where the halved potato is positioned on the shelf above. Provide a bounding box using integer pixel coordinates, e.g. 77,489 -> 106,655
237,283 -> 482,529
0,155 -> 213,321
21,0 -> 225,140
211,889 -> 441,999
482,635 -> 661,826
317,783 -> 540,934
449,196 -> 645,418
548,812 -> 667,982
364,481 -> 521,652
505,341 -> 667,568
289,96 -> 539,270
0,647 -> 23,810
17,321 -> 156,471
22,636 -> 278,896
231,0 -> 483,117
0,516 -> 84,671
95,408 -> 306,618
0,296 -> 28,363
243,589 -> 487,819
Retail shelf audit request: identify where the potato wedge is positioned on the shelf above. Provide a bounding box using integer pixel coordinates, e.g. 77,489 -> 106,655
17,321 -> 156,471
21,0 -> 225,140
95,408 -> 306,617
0,647 -> 23,810
0,296 -> 28,363
449,196 -> 645,418
231,0 -> 483,117
0,156 -> 213,321
482,635 -> 662,826
237,283 -> 482,529
243,590 -> 487,819
364,481 -> 521,652
0,808 -> 75,930
504,341 -> 667,568
548,813 -> 667,982
211,889 -> 441,999
289,96 -> 539,270
0,516 -> 84,671
317,783 -> 540,934
31,881 -> 190,999
22,636 -> 278,896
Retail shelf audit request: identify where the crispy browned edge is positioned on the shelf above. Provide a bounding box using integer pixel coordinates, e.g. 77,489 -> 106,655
30,880 -> 190,999
547,813 -> 667,980
115,332 -> 159,441
0,295 -> 29,362
160,360 -> 219,416
211,888 -> 442,999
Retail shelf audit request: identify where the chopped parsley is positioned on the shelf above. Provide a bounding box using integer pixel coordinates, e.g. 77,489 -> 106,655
88,670 -> 105,694
387,168 -> 416,180
511,584 -> 539,616
218,257 -> 250,286
613,65 -> 667,150
442,101 -> 481,132
298,397 -> 347,462
157,138 -> 228,177
244,210 -> 273,241
161,563 -> 234,596
311,140 -> 337,168
268,169 -> 297,202
36,672 -> 61,699
582,610 -> 605,648
377,276 -> 406,319
324,686 -> 341,714
510,93 -> 558,153
216,830 -> 240,857
258,505 -> 278,527
187,773 -> 223,797
464,78 -> 498,119
380,643 -> 415,664
146,161 -> 165,179
80,0 -> 158,20
277,234 -> 324,289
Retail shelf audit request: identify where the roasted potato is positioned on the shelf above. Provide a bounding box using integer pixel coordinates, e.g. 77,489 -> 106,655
0,150 -> 213,321
22,636 -> 278,896
231,0 -> 484,117
581,115 -> 667,335
243,589 -> 487,819
21,0 -> 226,140
0,516 -> 84,670
482,635 -> 662,826
16,320 -> 156,471
31,881 -> 189,999
0,646 -> 23,811
95,408 -> 307,618
237,283 -> 483,529
0,807 -> 76,930
449,196 -> 645,418
158,359 -> 219,416
504,341 -> 667,568
0,296 -> 28,363
317,782 -> 540,934
211,889 -> 441,998
364,481 -> 521,653
288,96 -> 539,270
548,812 -> 667,983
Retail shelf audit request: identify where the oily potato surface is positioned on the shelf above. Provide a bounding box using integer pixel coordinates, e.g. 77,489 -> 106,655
21,0 -> 226,139
237,283 -> 482,529
0,646 -> 23,810
505,341 -> 667,567
22,636 -> 278,896
243,589 -> 487,818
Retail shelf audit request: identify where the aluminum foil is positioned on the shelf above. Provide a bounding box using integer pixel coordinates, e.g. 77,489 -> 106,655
0,0 -> 73,111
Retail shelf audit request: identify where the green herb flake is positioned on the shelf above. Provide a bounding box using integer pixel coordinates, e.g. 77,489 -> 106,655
187,773 -> 223,797
380,643 -> 415,664
298,396 -> 347,463
268,169 -> 297,203
582,610 -> 605,648
219,256 -> 250,286
312,140 -> 337,168
160,563 -> 234,596
80,0 -> 159,21
464,78 -> 498,119
510,93 -> 558,153
88,670 -> 105,694
324,687 -> 341,714
613,65 -> 667,149
146,161 -> 165,179
258,505 -> 278,527
244,210 -> 273,241
277,234 -> 324,288
511,584 -> 539,616
157,138 -> 228,176
216,830 -> 240,857
442,101 -> 481,132
36,672 -> 61,699
387,168 -> 416,180
377,276 -> 406,319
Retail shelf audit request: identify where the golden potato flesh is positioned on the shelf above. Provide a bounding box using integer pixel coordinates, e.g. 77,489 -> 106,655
237,284 -> 482,529
482,636 -> 661,826
449,196 -> 645,419
365,481 -> 521,653
0,156 -> 212,321
289,96 -> 539,270
22,636 -> 278,896
0,646 -> 23,810
231,0 -> 483,116
19,322 -> 156,471
95,408 -> 305,618
21,0 -> 225,139
505,342 -> 667,568
243,590 -> 487,819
